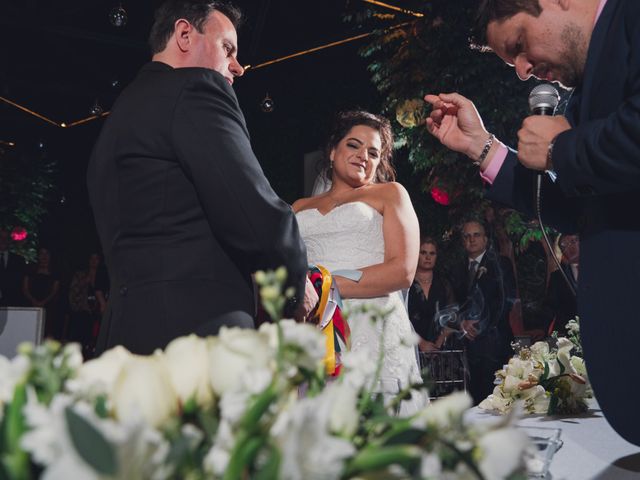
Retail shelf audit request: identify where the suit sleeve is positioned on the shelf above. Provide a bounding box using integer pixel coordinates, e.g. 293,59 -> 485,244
486,150 -> 582,233
553,16 -> 640,196
170,70 -> 307,306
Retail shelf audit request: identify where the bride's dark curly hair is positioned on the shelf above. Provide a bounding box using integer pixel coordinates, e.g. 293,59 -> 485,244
323,110 -> 396,183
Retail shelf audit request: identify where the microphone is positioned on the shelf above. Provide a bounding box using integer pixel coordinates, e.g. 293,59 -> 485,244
528,83 -> 560,115
528,83 -> 576,297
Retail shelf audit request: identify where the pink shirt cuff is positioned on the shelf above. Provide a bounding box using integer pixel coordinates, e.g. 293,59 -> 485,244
479,144 -> 508,184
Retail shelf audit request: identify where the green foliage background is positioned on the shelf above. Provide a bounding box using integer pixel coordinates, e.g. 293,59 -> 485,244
353,0 -> 560,327
0,144 -> 57,262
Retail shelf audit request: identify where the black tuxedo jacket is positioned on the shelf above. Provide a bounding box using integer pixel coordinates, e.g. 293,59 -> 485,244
487,0 -> 640,444
449,250 -> 516,342
88,62 -> 307,355
0,252 -> 26,307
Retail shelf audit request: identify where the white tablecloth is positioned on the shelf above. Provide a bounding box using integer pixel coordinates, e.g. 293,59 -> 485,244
465,400 -> 640,479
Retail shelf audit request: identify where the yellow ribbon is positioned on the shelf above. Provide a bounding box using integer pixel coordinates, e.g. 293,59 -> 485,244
315,265 -> 337,374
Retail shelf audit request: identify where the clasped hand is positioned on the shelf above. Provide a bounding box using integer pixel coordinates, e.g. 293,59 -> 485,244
517,115 -> 571,170
296,276 -> 319,323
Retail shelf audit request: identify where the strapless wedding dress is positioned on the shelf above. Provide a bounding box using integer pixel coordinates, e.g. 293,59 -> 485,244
296,201 -> 425,414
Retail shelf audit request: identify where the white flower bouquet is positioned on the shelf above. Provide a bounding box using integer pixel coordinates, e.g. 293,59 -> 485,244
0,268 -> 531,479
479,317 -> 591,416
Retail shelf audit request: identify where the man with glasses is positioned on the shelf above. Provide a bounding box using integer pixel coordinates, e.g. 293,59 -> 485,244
450,219 -> 516,404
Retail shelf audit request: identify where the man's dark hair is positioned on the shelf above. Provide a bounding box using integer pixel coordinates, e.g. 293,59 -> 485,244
469,0 -> 542,51
149,1 -> 242,54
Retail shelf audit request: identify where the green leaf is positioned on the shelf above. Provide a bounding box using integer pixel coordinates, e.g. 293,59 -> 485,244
94,395 -> 108,419
223,434 -> 266,480
64,407 -> 117,476
379,427 -> 424,446
3,383 -> 27,453
342,444 -> 421,477
253,443 -> 281,480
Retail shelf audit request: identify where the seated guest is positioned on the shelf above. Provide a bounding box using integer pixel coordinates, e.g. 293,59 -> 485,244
449,219 -> 516,405
408,237 -> 455,352
68,252 -> 104,357
543,234 -> 579,336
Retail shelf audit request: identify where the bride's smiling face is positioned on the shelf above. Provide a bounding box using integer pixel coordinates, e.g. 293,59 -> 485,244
330,125 -> 382,187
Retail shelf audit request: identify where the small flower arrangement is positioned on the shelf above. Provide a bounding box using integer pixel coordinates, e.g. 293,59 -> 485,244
0,268 -> 531,479
479,317 -> 591,416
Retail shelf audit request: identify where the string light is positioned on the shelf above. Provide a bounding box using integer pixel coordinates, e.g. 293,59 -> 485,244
244,21 -> 410,71
0,96 -> 60,127
361,0 -> 424,17
2,21 -> 413,128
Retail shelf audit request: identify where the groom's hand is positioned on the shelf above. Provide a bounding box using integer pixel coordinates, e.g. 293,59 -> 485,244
295,277 -> 319,322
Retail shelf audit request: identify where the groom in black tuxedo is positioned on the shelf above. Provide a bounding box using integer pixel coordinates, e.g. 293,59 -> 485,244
88,0 -> 310,355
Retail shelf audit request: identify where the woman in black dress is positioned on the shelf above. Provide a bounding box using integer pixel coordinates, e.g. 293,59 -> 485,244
408,237 -> 455,352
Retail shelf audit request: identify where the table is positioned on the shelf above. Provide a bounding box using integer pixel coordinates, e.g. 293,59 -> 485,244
465,400 -> 640,479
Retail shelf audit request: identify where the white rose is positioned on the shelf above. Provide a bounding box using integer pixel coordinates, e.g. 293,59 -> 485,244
0,354 -> 30,406
529,341 -> 550,359
208,327 -> 274,396
570,355 -> 587,377
526,389 -> 550,414
478,392 -> 512,415
478,428 -> 528,479
556,337 -> 577,375
112,354 -> 178,428
502,374 -> 522,394
71,346 -> 132,396
164,335 -> 213,407
414,391 -> 472,429
327,383 -> 359,437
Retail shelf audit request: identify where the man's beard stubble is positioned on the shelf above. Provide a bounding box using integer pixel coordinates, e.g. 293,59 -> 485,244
557,22 -> 589,89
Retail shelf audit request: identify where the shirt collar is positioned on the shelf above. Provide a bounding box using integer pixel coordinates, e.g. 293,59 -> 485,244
469,251 -> 486,265
594,0 -> 608,25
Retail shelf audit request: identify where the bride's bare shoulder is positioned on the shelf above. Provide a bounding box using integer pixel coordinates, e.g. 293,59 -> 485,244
367,182 -> 408,202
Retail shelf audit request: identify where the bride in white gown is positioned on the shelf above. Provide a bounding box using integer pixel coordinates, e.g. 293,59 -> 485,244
293,110 -> 426,414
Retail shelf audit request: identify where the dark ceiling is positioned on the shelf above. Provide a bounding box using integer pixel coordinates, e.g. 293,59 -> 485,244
1,0 -> 419,261
2,0 -> 397,140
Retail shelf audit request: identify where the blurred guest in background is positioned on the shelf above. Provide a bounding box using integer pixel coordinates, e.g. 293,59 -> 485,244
68,252 -> 104,357
23,247 -> 61,339
543,234 -> 579,336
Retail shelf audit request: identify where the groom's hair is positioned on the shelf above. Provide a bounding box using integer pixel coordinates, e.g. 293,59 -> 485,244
324,110 -> 396,183
149,0 -> 242,54
470,0 -> 542,51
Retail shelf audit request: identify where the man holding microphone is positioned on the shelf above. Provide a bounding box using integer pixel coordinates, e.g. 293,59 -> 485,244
425,0 -> 640,445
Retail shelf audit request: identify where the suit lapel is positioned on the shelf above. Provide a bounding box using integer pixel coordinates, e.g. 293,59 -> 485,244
578,0 -> 619,123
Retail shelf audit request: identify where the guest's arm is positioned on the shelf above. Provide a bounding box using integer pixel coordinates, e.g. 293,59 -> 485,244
333,182 -> 419,298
